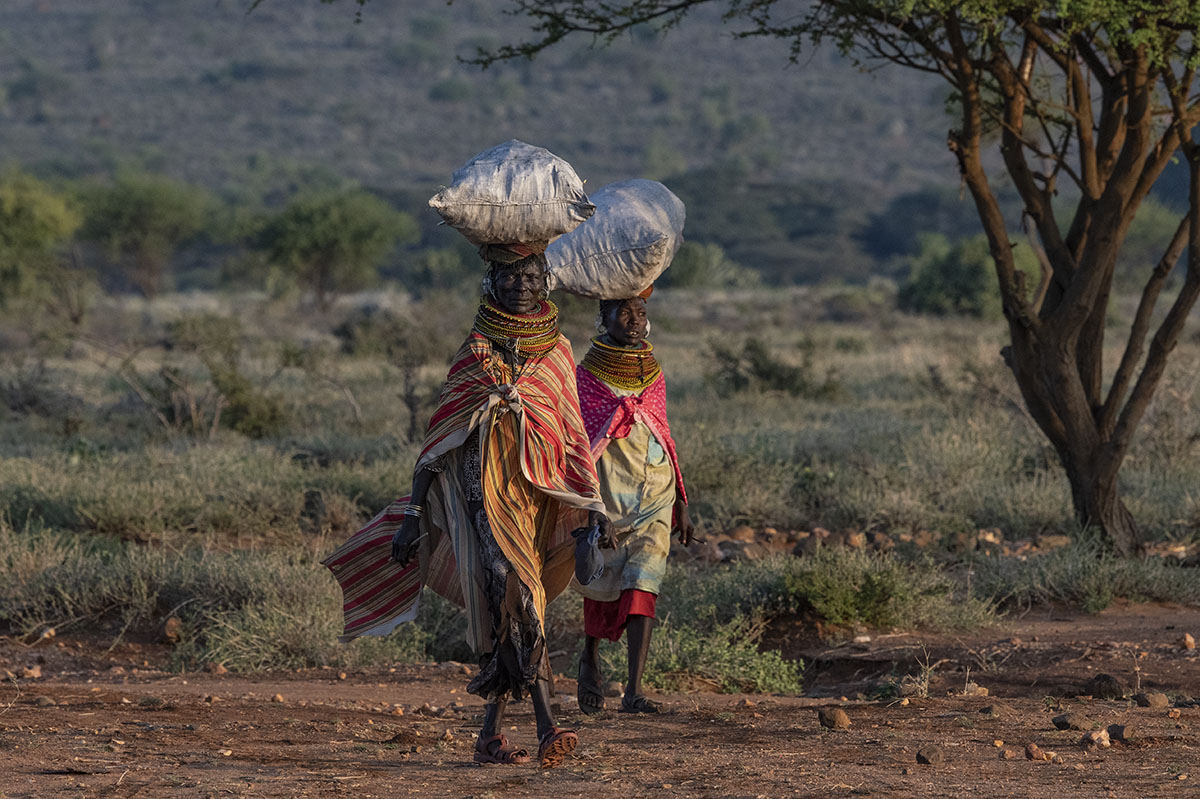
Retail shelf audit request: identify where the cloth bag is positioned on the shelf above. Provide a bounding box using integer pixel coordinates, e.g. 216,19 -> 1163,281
545,179 -> 685,299
428,140 -> 595,248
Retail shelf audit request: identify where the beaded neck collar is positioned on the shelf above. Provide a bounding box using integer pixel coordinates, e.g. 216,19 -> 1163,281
473,298 -> 560,358
581,336 -> 662,391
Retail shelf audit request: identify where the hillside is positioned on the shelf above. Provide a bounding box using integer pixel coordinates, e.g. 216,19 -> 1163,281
0,0 -> 979,282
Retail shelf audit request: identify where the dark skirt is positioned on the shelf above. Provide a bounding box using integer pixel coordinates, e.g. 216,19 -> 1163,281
459,431 -> 550,702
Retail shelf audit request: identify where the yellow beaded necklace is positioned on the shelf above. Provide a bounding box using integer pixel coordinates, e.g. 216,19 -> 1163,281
473,298 -> 560,358
580,336 -> 661,391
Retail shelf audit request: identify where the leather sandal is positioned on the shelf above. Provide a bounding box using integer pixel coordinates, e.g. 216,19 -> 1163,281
536,726 -> 578,768
619,694 -> 661,714
473,733 -> 530,765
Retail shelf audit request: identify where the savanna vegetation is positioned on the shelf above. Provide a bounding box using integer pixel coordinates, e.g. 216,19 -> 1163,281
1,0 -> 1199,693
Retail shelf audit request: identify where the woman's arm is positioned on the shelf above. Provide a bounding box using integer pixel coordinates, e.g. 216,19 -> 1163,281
391,466 -> 437,565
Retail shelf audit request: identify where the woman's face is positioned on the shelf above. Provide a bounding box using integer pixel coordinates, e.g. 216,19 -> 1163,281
491,261 -> 546,315
603,298 -> 648,346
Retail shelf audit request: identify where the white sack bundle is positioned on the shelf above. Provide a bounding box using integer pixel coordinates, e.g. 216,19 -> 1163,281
428,140 -> 595,247
546,179 -> 685,299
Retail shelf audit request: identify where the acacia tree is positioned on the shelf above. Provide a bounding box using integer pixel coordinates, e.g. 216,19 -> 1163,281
260,188 -> 416,311
441,0 -> 1200,556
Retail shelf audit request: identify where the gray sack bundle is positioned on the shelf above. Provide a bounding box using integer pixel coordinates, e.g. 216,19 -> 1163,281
428,140 -> 595,248
545,179 -> 685,299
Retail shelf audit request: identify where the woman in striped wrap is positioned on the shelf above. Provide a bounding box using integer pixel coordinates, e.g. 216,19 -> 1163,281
390,252 -> 612,767
573,293 -> 694,715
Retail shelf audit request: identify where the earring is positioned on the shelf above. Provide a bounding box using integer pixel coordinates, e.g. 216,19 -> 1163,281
538,288 -> 550,300
594,313 -> 606,334
645,321 -> 652,335
481,274 -> 494,297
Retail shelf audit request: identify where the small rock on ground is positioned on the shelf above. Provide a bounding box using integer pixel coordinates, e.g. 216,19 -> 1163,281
1081,674 -> 1126,700
817,708 -> 851,730
1106,724 -> 1132,743
1052,713 -> 1090,731
1133,692 -> 1169,708
1080,729 -> 1111,748
1025,742 -> 1049,761
916,745 -> 945,765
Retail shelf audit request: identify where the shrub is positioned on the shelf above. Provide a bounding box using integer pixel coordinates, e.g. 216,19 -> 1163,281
77,172 -> 211,297
259,189 -> 417,310
706,336 -> 840,398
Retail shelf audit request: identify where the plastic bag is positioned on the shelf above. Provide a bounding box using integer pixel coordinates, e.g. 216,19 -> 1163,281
428,140 -> 595,247
545,179 -> 685,299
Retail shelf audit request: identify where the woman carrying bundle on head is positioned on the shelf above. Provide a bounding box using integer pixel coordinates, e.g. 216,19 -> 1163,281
325,246 -> 612,768
573,288 -> 694,715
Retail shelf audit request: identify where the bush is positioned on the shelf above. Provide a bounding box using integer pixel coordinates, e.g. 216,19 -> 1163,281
706,336 -> 840,398
898,234 -> 1000,318
77,172 -> 211,297
259,188 -> 417,310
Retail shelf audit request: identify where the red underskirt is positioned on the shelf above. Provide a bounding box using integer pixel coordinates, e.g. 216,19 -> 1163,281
583,589 -> 657,642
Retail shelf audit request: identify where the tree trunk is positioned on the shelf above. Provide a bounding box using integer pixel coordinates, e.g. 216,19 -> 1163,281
1061,445 -> 1141,556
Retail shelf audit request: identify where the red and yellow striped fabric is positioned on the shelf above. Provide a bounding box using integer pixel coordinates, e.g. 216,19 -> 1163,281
324,330 -> 603,645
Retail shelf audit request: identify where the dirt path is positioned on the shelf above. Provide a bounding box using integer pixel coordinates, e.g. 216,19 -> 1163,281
2,603 -> 1198,798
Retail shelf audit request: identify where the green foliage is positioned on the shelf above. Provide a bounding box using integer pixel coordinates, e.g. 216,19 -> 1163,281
77,172 -> 211,297
0,171 -> 81,304
898,233 -> 1031,319
260,189 -> 416,309
706,336 -> 840,398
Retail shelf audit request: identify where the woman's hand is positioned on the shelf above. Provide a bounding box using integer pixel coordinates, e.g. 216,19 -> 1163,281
673,499 -> 695,546
588,510 -> 616,549
391,515 -> 422,566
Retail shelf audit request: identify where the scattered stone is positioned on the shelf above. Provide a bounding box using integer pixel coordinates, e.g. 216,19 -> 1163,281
418,703 -> 437,716
1051,754 -> 1065,764
915,745 -> 945,765
899,698 -> 910,706
204,695 -> 219,704
737,698 -> 756,708
993,739 -> 1004,747
271,693 -> 285,703
1080,729 -> 1111,748
1182,633 -> 1196,651
1133,692 -> 1169,708
1082,674 -> 1126,700
961,682 -> 988,698
844,531 -> 867,549
459,664 -> 473,677
1167,708 -> 1182,719
999,748 -> 1020,760
32,696 -> 55,707
1025,743 -> 1049,761
603,681 -> 623,698
162,616 -> 183,644
21,665 -> 41,680
817,708 -> 851,730
217,749 -> 232,757
852,635 -> 871,644
204,662 -> 228,675
978,704 -> 1008,718
440,729 -> 454,743
337,672 -> 348,681
391,707 -> 404,716
1052,713 -> 1090,731
1106,724 -> 1131,743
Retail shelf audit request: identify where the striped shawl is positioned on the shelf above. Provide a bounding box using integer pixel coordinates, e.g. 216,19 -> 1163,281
324,331 -> 603,648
